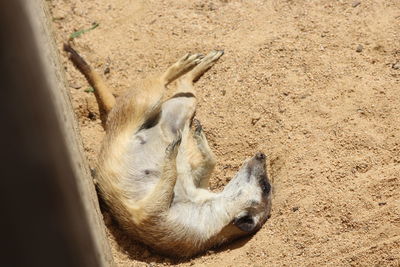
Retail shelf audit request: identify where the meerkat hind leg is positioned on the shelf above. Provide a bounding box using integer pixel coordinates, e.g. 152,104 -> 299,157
185,50 -> 224,82
161,53 -> 204,86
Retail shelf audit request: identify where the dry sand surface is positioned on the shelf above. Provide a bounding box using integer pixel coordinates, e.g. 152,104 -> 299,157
49,0 -> 400,266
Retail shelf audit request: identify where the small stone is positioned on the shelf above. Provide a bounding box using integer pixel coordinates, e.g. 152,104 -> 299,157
104,66 -> 110,74
352,1 -> 361,7
392,62 -> 400,70
378,202 -> 387,206
292,206 -> 299,212
355,163 -> 369,173
70,83 -> 81,89
356,44 -> 364,53
251,113 -> 261,125
88,111 -> 97,120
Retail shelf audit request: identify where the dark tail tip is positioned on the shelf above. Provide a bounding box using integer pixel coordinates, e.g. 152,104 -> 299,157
63,43 -> 72,53
63,43 -> 91,75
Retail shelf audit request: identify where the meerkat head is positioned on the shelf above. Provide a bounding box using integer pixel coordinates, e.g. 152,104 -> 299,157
223,152 -> 272,234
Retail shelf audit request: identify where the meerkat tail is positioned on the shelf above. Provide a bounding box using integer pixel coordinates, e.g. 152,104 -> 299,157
63,43 -> 115,125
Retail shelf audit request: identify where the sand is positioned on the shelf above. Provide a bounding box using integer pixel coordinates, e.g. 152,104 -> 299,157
49,0 -> 400,266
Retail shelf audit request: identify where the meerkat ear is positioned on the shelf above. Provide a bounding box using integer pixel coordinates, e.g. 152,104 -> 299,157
233,214 -> 257,232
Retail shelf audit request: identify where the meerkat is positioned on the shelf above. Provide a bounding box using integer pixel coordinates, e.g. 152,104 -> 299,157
64,44 -> 272,258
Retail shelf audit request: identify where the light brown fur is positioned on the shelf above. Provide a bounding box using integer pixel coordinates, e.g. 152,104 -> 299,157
65,44 -> 272,258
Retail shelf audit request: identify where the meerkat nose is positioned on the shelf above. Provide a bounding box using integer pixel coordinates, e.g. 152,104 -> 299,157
255,152 -> 266,161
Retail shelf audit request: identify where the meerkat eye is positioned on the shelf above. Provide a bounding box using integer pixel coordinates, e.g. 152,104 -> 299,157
260,179 -> 271,196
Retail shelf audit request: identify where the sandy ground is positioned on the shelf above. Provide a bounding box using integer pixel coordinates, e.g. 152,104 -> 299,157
49,0 -> 400,266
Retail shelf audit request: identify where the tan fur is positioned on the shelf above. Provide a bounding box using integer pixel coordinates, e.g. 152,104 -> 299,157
65,44 -> 272,258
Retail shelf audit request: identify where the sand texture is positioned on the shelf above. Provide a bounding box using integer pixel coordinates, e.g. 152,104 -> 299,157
50,0 -> 399,266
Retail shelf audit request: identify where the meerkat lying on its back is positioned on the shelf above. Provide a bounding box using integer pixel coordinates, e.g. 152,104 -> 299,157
64,44 -> 272,258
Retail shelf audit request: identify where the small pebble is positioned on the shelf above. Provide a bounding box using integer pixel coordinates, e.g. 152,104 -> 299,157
292,206 -> 299,212
251,113 -> 261,125
70,83 -> 82,89
88,111 -> 97,120
392,62 -> 400,70
378,202 -> 387,206
352,1 -> 361,7
356,44 -> 363,53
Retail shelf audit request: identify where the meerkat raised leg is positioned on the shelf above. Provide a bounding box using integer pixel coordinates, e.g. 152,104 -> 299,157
171,50 -> 223,187
160,51 -> 223,176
